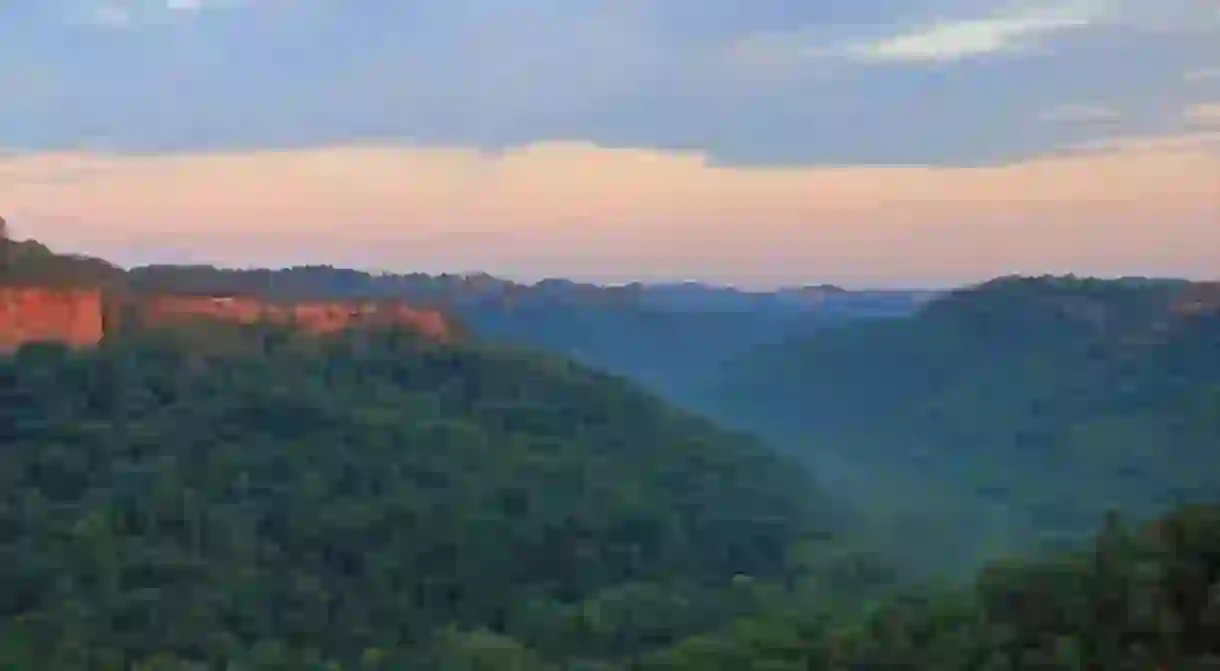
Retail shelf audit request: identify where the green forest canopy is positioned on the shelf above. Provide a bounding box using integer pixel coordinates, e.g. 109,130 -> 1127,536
704,275 -> 1220,567
1,322 -> 1217,669
0,324 -> 847,668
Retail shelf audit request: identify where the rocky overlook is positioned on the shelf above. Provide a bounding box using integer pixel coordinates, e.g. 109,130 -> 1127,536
0,226 -> 455,352
0,286 -> 107,352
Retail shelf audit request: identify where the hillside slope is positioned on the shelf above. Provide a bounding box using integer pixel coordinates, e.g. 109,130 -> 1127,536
705,276 -> 1220,564
0,324 -> 841,668
646,501 -> 1220,670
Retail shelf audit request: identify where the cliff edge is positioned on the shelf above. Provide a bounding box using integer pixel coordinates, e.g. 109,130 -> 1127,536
0,224 -> 455,352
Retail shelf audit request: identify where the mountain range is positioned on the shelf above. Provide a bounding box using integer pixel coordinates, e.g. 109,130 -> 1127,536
2,232 -> 933,404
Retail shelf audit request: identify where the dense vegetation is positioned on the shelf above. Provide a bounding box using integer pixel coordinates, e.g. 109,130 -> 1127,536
3,238 -> 1219,667
704,276 -> 1220,569
0,324 -> 855,668
5,325 -> 1216,670
3,319 -> 1218,670
0,235 -> 122,287
644,504 -> 1220,670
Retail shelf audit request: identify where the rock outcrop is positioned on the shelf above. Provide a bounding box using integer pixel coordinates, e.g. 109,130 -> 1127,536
0,286 -> 107,351
0,288 -> 454,353
0,226 -> 454,352
132,294 -> 453,341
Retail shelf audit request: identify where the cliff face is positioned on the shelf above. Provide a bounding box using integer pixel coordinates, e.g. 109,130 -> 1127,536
133,295 -> 453,340
0,289 -> 454,353
0,230 -> 453,351
0,287 -> 106,352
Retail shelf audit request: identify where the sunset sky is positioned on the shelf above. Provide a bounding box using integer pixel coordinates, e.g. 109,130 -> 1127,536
2,0 -> 1218,288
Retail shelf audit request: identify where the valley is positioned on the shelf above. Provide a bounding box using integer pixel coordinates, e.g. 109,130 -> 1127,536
2,234 -> 1219,668
6,3 -> 1217,665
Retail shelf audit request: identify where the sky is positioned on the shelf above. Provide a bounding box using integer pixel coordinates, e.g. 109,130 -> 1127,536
1,0 -> 1218,288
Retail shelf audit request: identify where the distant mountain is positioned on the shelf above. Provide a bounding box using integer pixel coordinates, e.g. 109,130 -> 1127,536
117,264 -> 932,407
633,281 -> 934,317
0,234 -> 931,403
123,265 -> 933,313
703,275 -> 1220,568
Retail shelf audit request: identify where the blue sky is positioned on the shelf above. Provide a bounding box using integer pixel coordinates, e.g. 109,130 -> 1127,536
3,0 -> 1217,165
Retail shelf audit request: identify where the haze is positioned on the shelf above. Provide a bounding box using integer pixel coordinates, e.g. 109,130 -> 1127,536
2,0 -> 1218,287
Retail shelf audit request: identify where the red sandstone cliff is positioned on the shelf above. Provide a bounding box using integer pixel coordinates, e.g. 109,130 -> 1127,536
1,227 -> 452,351
133,294 -> 453,341
0,288 -> 454,353
0,287 -> 106,351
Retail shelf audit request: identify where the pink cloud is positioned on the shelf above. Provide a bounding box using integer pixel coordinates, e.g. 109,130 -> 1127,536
2,135 -> 1218,287
1185,102 -> 1220,127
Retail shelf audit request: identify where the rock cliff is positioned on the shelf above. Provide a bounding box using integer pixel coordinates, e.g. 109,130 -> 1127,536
0,227 -> 454,352
0,288 -> 454,353
131,294 -> 453,341
0,287 -> 107,351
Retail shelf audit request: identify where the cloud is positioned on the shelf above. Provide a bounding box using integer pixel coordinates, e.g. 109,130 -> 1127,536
0,154 -> 113,193
2,134 -> 1217,287
844,10 -> 1093,64
1063,128 -> 1220,156
724,11 -> 1073,68
1184,102 -> 1220,127
744,0 -> 1215,66
1038,103 -> 1123,125
5,0 -> 1217,166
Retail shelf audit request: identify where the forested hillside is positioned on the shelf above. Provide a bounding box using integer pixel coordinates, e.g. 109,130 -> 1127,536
645,502 -> 1220,670
0,324 -> 852,668
704,275 -> 1220,568
4,238 -> 1219,667
1,235 -> 122,288
5,322 -> 1217,670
